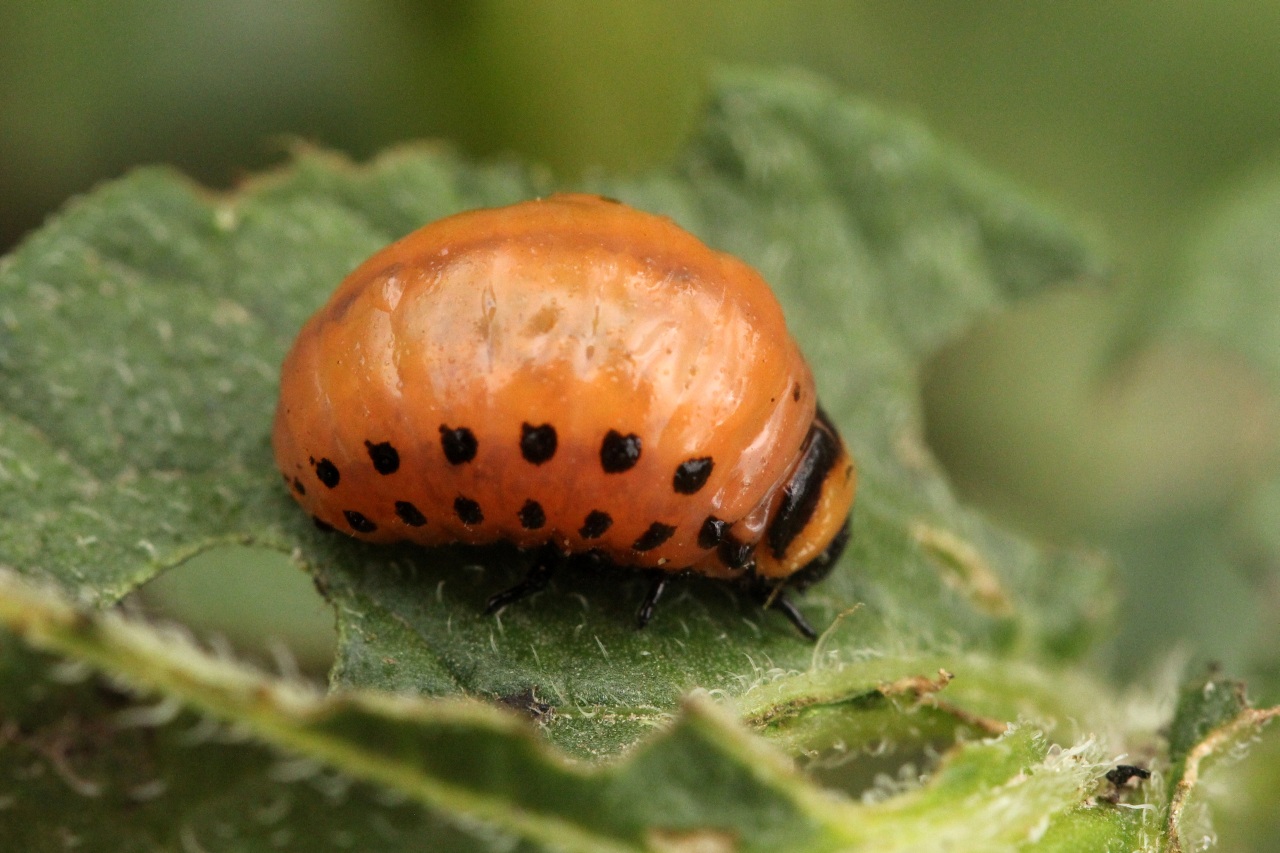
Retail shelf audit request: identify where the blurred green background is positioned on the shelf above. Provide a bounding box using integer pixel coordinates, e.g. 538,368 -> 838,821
4,2 -> 1279,703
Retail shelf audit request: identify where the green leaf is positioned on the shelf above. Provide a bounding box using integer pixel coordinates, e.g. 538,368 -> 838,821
0,570 -> 1159,852
0,69 -> 1176,848
0,71 -> 1111,761
0,571 -> 839,853
0,637 -> 502,853
1164,667 -> 1280,853
1167,671 -> 1250,774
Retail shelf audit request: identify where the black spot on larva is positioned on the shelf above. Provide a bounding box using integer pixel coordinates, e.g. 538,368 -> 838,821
518,499 -> 546,530
673,457 -> 714,494
793,383 -> 802,402
312,516 -> 334,532
718,534 -> 753,569
365,440 -> 400,475
313,458 -> 340,488
579,510 -> 613,539
440,425 -> 478,464
291,478 -> 306,496
454,496 -> 483,526
600,430 -> 642,473
698,516 -> 727,549
520,423 -> 558,465
632,522 -> 676,552
343,510 -> 377,533
395,501 -> 426,527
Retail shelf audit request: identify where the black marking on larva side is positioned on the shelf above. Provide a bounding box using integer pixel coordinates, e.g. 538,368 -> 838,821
312,516 -> 334,532
518,499 -> 546,530
632,522 -> 676,552
454,496 -> 484,526
365,440 -> 400,475
579,510 -> 613,539
718,534 -> 753,570
792,383 -> 802,402
291,478 -> 306,496
343,510 -> 377,534
440,425 -> 478,465
673,457 -> 714,494
520,423 -> 558,465
767,409 -> 842,560
600,430 -> 641,473
395,500 -> 427,527
313,458 -> 340,488
698,516 -> 727,549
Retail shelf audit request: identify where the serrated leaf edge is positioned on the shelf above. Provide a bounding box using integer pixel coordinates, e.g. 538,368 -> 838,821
1166,703 -> 1280,853
0,568 -> 859,853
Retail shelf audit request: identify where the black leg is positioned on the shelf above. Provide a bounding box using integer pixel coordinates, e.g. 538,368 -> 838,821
766,591 -> 818,641
485,545 -> 560,615
636,571 -> 669,629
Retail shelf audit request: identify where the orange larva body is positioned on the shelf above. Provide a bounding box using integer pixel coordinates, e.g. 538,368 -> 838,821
273,195 -> 855,623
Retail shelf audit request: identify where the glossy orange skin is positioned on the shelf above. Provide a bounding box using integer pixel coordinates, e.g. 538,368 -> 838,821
273,194 -> 855,581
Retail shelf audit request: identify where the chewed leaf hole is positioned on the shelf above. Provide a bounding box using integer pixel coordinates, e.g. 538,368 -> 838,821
129,546 -> 335,678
